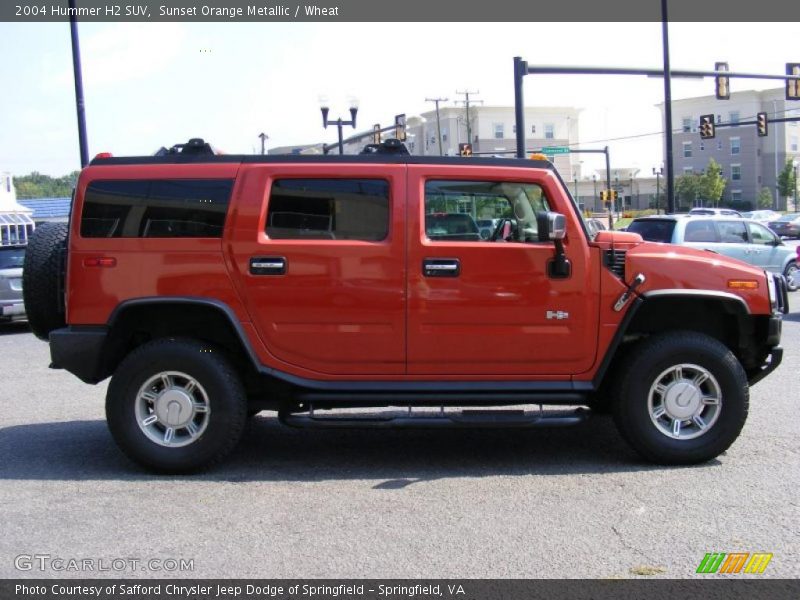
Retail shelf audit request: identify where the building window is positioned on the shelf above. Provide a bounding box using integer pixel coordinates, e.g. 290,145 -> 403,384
512,124 -> 516,134
494,123 -> 504,139
791,136 -> 798,152
544,123 -> 555,139
683,141 -> 692,158
682,118 -> 692,133
266,179 -> 389,241
730,137 -> 740,155
729,111 -> 740,125
717,140 -> 722,151
683,167 -> 693,174
731,164 -> 741,181
531,125 -> 536,134
731,190 -> 742,203
441,128 -> 448,142
699,141 -> 705,151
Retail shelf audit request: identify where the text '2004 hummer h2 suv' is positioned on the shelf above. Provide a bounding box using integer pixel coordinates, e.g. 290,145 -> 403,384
24,140 -> 788,473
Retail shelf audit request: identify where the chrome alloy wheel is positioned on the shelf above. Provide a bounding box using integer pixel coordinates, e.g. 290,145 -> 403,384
647,364 -> 722,440
134,371 -> 210,447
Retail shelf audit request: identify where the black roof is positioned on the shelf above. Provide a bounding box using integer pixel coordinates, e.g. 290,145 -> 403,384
89,153 -> 554,170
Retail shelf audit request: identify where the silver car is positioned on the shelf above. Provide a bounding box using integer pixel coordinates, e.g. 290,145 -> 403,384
627,215 -> 799,291
0,246 -> 25,322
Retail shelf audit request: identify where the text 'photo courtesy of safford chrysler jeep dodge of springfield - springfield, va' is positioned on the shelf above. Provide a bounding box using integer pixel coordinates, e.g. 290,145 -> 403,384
21,139 -> 788,473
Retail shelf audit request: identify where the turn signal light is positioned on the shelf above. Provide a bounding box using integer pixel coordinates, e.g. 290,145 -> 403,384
727,280 -> 758,290
83,257 -> 117,268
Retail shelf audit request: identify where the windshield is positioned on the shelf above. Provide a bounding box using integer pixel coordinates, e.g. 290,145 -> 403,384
0,247 -> 25,270
627,219 -> 676,243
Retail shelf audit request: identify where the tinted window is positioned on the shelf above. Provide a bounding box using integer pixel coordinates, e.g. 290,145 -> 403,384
0,247 -> 25,270
627,219 -> 676,243
424,180 -> 549,243
266,179 -> 389,241
684,220 -> 718,243
81,179 -> 232,238
717,220 -> 747,243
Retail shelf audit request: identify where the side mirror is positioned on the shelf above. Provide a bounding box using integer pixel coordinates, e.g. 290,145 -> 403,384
537,211 -> 567,242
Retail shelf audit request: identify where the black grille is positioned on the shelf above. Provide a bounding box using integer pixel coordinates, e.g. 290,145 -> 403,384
604,249 -> 626,279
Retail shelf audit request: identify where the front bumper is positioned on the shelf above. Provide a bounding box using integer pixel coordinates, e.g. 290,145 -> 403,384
749,346 -> 783,386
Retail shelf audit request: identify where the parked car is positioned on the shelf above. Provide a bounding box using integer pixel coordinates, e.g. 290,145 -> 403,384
425,213 -> 482,241
627,215 -> 798,291
742,210 -> 781,223
476,218 -> 500,240
584,217 -> 608,237
0,245 -> 26,322
767,213 -> 800,239
688,207 -> 742,217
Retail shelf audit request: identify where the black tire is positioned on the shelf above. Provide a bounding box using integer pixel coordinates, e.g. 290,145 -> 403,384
612,331 -> 748,465
784,261 -> 798,292
22,222 -> 68,340
106,338 -> 248,473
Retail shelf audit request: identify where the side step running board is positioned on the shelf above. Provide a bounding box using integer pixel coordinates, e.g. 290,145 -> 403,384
279,408 -> 590,429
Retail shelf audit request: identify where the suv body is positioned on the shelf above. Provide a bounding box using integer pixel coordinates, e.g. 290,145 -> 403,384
688,207 -> 742,217
628,215 -> 799,291
26,147 -> 787,472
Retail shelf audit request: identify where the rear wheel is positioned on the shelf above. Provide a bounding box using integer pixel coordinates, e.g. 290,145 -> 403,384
106,338 -> 247,473
612,332 -> 748,465
784,261 -> 798,292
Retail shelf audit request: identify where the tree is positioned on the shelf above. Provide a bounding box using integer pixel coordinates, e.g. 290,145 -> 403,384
698,159 -> 726,207
757,187 -> 773,209
13,171 -> 79,199
675,172 -> 701,209
777,160 -> 797,211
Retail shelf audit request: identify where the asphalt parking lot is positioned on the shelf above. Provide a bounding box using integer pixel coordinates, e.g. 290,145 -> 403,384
1,302 -> 798,580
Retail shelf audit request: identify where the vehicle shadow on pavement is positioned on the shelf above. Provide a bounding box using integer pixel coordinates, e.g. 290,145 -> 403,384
0,321 -> 30,336
0,416 -> 716,482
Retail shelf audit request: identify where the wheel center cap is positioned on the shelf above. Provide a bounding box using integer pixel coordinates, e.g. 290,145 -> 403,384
155,389 -> 194,427
664,382 -> 702,420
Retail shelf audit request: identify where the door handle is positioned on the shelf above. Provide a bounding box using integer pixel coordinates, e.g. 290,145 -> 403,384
423,258 -> 460,278
250,256 -> 286,275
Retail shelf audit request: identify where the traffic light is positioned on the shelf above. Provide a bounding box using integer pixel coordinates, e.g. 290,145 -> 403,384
699,114 -> 715,139
600,190 -> 618,203
787,63 -> 800,101
459,143 -> 473,157
756,112 -> 768,137
372,124 -> 381,144
394,114 -> 407,141
715,62 -> 730,100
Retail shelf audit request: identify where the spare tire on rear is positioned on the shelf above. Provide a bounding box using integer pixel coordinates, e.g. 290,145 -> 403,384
23,222 -> 68,340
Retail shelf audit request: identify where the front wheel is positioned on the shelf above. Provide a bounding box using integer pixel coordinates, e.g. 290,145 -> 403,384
612,332 -> 748,465
106,338 -> 248,473
784,261 -> 798,292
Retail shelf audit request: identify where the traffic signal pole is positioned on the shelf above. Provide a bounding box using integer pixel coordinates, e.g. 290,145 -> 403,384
512,60 -> 800,213
660,0 -> 675,213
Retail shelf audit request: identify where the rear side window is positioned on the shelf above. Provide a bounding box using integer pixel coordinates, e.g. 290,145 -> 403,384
716,220 -> 747,243
266,179 -> 389,241
627,219 -> 676,243
81,179 -> 233,238
684,220 -> 719,243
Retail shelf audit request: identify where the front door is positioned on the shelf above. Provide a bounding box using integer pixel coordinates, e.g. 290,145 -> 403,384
406,165 -> 599,377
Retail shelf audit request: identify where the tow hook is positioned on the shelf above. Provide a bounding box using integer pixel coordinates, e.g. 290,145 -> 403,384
614,273 -> 646,312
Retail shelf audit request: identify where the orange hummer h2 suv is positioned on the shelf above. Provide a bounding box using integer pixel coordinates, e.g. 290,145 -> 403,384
24,139 -> 788,472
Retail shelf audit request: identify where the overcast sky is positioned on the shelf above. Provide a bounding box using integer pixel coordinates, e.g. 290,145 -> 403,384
1,21 -> 798,177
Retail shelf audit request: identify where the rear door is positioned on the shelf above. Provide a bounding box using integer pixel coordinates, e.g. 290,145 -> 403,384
406,165 -> 599,377
746,221 -> 784,271
227,164 -> 406,377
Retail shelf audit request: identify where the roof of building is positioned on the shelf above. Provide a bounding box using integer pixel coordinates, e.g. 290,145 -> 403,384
17,197 -> 72,219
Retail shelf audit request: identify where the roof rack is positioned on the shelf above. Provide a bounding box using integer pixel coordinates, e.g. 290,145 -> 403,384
154,138 -> 215,157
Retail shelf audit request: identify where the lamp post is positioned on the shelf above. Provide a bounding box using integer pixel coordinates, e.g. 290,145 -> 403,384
593,175 -> 598,211
258,132 -> 269,155
320,96 -> 359,155
794,159 -> 799,213
614,173 -> 620,217
573,170 -> 579,205
653,167 -> 663,214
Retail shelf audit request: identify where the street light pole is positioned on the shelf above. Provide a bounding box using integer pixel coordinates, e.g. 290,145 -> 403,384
661,0 -> 675,213
320,98 -> 358,155
653,167 -> 663,214
426,97 -> 448,156
794,160 -> 799,212
593,175 -> 597,211
68,0 -> 89,167
258,132 -> 269,155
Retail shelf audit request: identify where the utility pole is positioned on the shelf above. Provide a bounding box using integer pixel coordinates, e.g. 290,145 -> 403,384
455,90 -> 482,148
425,97 -> 448,156
661,0 -> 675,213
258,132 -> 269,155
